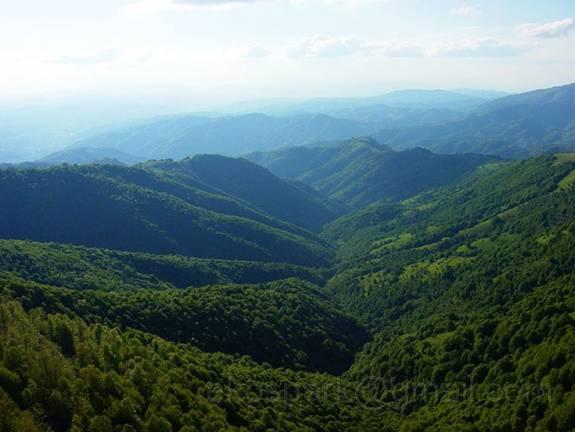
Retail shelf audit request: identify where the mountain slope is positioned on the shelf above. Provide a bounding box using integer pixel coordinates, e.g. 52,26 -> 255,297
0,239 -> 326,290
71,112 -> 376,159
374,83 -> 575,158
247,137 -> 495,208
5,277 -> 369,374
0,298 -> 387,432
142,155 -> 343,230
321,154 -> 575,430
0,152 -> 573,431
0,159 -> 335,265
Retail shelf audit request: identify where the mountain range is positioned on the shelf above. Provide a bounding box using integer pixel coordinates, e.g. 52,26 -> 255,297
7,83 -> 569,167
375,83 -> 575,158
55,84 -> 573,162
69,112 -> 376,160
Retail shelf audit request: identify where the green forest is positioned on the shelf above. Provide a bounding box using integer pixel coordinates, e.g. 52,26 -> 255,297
0,149 -> 574,431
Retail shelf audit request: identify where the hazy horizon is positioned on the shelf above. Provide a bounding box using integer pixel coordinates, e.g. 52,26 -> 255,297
1,0 -> 573,163
1,0 -> 574,105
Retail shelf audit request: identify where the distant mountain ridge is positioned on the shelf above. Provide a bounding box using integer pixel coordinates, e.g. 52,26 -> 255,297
227,88 -> 506,129
229,88 -> 506,114
374,83 -> 575,158
61,88 -> 512,162
40,147 -> 142,165
69,112 -> 376,160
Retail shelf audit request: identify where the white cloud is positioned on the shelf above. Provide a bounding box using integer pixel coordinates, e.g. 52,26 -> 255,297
287,36 -> 366,58
241,46 -> 271,58
429,38 -> 522,57
286,36 -> 426,59
369,40 -> 425,57
449,4 -> 482,17
48,50 -> 122,65
123,0 -> 268,13
174,0 -> 267,5
287,35 -> 523,60
517,18 -> 575,38
124,0 -> 386,14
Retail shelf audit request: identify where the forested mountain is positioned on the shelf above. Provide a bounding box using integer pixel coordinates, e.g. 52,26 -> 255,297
0,157 -> 338,265
0,151 -> 574,430
0,240 -> 327,289
70,113 -> 376,160
246,137 -> 495,208
1,97 -> 574,430
374,83 -> 575,158
0,298 -> 387,432
141,155 -> 343,230
323,154 -> 575,430
5,277 -> 368,374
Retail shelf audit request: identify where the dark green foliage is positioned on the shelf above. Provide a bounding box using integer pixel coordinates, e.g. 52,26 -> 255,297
247,137 -> 495,209
142,154 -> 343,230
0,240 -> 326,290
0,160 -> 335,266
2,278 -> 368,374
324,155 -> 572,261
0,300 -> 385,432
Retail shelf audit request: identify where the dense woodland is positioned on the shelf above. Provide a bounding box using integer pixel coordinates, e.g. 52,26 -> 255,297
246,137 -> 495,209
0,161 -> 336,266
0,119 -> 574,431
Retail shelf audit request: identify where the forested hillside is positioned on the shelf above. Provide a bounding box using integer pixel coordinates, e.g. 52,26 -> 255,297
141,155 -> 342,231
247,137 -> 495,208
325,154 -> 575,430
2,277 -> 368,374
0,299 -> 390,432
1,0 -> 573,428
0,240 -> 326,289
0,153 -> 574,431
0,159 -> 337,266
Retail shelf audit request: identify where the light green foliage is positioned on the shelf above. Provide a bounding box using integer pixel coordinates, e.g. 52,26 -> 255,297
327,155 -> 575,431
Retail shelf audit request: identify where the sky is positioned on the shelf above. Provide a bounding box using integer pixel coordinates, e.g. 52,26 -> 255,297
0,0 -> 574,105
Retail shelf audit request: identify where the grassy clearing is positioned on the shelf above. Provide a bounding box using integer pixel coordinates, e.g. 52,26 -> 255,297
554,153 -> 575,164
558,169 -> 575,190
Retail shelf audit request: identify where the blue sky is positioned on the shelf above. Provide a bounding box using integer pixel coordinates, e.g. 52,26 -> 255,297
0,0 -> 574,104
